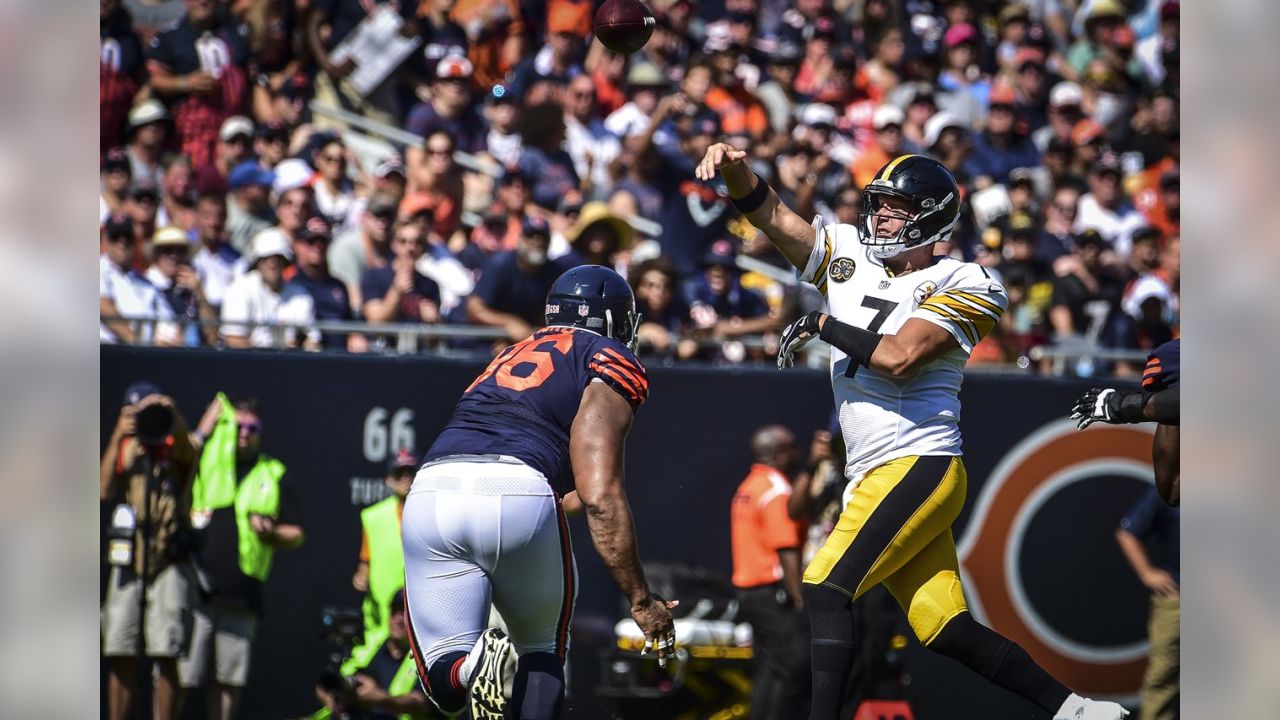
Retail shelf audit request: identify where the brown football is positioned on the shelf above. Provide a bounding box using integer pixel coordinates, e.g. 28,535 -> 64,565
594,0 -> 656,55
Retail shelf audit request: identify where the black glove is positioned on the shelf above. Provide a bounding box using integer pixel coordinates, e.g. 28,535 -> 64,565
1070,387 -> 1146,429
777,311 -> 824,369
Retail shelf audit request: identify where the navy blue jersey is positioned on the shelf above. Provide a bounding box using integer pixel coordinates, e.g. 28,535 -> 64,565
1142,339 -> 1180,392
425,327 -> 649,494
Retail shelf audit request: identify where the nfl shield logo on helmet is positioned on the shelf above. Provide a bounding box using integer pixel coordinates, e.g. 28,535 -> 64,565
578,303 -> 590,317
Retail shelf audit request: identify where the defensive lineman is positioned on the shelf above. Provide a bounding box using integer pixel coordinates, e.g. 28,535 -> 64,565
697,147 -> 1128,720
401,266 -> 677,720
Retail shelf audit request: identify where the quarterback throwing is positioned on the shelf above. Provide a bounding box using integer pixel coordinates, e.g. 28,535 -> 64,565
697,147 -> 1128,720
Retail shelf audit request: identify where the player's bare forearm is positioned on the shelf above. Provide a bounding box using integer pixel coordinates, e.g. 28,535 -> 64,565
696,144 -> 816,270
571,384 -> 650,605
1145,385 -> 1179,424
1153,424 -> 1179,506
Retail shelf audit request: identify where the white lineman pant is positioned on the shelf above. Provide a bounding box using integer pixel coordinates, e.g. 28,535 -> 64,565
402,456 -> 577,669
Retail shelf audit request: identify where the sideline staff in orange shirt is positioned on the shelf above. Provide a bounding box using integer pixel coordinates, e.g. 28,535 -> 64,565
731,425 -> 810,720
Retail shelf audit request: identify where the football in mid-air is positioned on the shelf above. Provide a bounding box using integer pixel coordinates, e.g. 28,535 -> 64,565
594,0 -> 656,55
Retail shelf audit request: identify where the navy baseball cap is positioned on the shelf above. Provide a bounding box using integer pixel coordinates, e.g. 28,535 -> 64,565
702,238 -> 738,268
499,165 -> 529,186
103,213 -> 134,239
102,148 -> 130,174
228,161 -> 276,191
521,214 -> 550,238
123,381 -> 162,406
388,448 -> 418,473
688,109 -> 721,138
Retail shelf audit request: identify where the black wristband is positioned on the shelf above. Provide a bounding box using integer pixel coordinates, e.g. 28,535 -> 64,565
1116,390 -> 1147,424
731,176 -> 770,214
819,318 -> 882,370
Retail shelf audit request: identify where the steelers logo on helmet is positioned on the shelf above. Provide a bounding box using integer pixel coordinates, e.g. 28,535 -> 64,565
829,257 -> 857,283
859,155 -> 962,261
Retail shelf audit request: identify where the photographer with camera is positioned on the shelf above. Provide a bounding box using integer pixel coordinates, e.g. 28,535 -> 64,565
101,381 -> 199,720
314,590 -> 433,720
181,392 -> 305,720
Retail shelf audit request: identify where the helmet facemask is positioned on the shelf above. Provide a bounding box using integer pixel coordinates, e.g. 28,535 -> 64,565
858,184 -> 959,260
605,307 -> 641,353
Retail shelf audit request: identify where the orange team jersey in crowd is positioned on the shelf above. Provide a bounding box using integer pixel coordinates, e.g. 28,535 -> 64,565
851,144 -> 893,190
449,0 -> 525,88
731,463 -> 805,589
1130,157 -> 1179,242
545,0 -> 592,38
360,499 -> 404,562
705,86 -> 769,139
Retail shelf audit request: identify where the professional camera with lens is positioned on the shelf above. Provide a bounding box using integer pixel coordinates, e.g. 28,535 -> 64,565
135,402 -> 174,446
316,607 -> 365,718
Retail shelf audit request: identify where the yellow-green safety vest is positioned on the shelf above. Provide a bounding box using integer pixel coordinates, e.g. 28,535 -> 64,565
311,651 -> 425,720
362,495 -> 406,639
190,392 -> 286,581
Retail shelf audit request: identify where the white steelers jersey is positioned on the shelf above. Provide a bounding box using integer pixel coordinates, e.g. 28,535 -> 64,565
798,221 -> 1008,489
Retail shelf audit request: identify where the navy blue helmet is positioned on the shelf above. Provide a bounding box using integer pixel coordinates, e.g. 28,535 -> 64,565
545,265 -> 639,351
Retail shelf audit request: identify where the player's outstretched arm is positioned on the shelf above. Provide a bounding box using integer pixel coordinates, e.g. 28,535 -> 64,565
570,382 -> 677,665
696,143 -> 817,271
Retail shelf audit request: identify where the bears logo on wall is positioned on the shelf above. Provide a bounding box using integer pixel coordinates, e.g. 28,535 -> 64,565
958,420 -> 1156,702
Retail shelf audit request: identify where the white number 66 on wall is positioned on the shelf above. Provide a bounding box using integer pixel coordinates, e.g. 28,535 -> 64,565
363,407 -> 416,462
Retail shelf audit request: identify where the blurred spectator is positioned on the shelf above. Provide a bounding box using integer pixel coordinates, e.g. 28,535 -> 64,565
852,104 -> 905,189
1075,155 -> 1146,256
994,212 -> 1055,319
1008,48 -> 1051,131
310,134 -> 359,234
125,183 -> 162,270
585,42 -> 628,117
100,383 -> 198,720
518,102 -> 581,210
146,226 -> 218,347
1067,0 -> 1127,77
330,193 -> 397,309
1038,185 -> 1083,265
242,0 -> 305,124
1116,487 -> 1180,720
413,0 -> 469,89
1069,118 -> 1106,177
964,84 -> 1041,189
264,71 -> 313,130
401,132 -> 464,243
561,201 -> 634,270
288,217 -> 365,352
253,122 -> 291,170
198,116 -> 255,191
146,0 -> 249,170
225,162 -> 277,255
704,44 -> 769,142
857,26 -> 907,105
564,75 -> 621,201
1118,228 -> 1177,353
125,100 -> 170,188
1033,81 -> 1086,153
924,111 -> 974,186
190,191 -> 245,312
101,0 -> 145,154
507,18 -> 584,103
630,257 -> 693,358
1042,137 -> 1078,190
1006,168 -> 1043,215
685,240 -> 775,360
756,40 -> 802,133
406,55 -> 485,156
360,220 -> 443,328
937,23 -> 990,128
895,83 -> 938,155
158,154 -> 198,230
101,213 -> 178,346
272,183 -> 317,245
607,146 -> 665,229
604,62 -> 669,139
1048,230 -> 1124,344
730,424 -> 810,720
772,143 -> 821,220
636,94 -> 733,278
467,215 -> 573,342
1135,1 -> 1179,86
482,84 -> 524,167
371,153 -> 408,203
183,393 -> 305,719
825,184 -> 862,226
101,148 -> 133,221
306,0 -> 417,128
449,0 -> 526,90
122,0 -> 187,45
220,228 -> 319,350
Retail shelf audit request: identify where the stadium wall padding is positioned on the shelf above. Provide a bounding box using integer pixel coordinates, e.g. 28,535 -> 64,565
101,346 -> 1154,720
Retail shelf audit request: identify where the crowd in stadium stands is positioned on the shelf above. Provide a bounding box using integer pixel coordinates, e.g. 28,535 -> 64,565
101,0 -> 1179,375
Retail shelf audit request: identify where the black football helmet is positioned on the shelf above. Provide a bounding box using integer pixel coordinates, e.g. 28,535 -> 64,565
859,154 -> 962,260
545,265 -> 640,351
